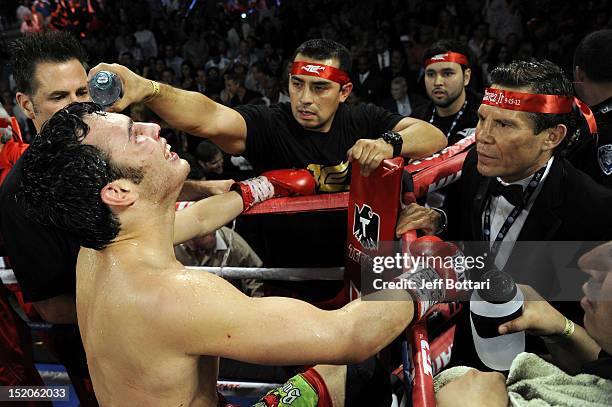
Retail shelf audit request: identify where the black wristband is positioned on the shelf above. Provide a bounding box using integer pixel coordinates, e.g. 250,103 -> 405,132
381,131 -> 403,157
431,208 -> 448,234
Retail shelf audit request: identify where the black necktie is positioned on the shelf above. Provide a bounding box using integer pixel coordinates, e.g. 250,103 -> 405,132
489,180 -> 524,207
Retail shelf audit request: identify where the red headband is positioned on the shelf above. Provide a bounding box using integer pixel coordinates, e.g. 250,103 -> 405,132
482,88 -> 598,134
424,52 -> 469,67
291,61 -> 351,85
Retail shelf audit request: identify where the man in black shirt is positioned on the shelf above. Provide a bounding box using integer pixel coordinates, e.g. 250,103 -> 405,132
566,29 -> 612,188
92,39 -> 446,193
412,40 -> 480,146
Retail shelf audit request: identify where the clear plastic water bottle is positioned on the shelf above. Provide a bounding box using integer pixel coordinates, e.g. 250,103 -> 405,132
470,268 -> 525,371
88,71 -> 122,107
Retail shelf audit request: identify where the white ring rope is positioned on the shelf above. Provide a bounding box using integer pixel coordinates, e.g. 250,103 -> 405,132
36,368 -> 281,398
1,266 -> 344,286
186,266 -> 344,281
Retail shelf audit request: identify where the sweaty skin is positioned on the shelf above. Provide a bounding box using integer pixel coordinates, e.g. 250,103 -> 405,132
77,250 -> 221,406
73,112 -> 416,407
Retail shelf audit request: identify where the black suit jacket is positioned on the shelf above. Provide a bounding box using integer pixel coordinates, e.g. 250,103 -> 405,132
380,94 -> 427,116
352,71 -> 385,104
446,148 -> 612,242
444,147 -> 612,297
444,148 -> 612,369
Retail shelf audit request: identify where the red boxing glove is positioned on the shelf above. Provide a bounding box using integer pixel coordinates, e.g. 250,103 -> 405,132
233,169 -> 316,210
398,236 -> 467,320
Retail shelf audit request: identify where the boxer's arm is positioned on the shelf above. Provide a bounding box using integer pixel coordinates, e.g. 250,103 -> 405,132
156,270 -> 414,365
88,63 -> 248,154
173,191 -> 243,245
178,179 -> 234,201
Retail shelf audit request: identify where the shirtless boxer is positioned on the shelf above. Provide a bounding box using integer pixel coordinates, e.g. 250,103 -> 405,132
19,102 -> 460,407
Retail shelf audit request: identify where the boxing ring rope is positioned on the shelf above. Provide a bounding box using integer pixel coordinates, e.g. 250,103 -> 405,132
235,133 -> 475,216
186,266 -> 344,281
34,367 -> 283,398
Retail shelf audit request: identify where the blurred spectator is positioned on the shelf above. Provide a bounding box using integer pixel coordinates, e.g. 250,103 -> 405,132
174,226 -> 264,296
375,35 -> 391,71
225,71 -> 261,107
352,53 -> 384,104
161,67 -> 177,86
205,66 -> 224,97
182,30 -> 208,68
118,52 -> 140,75
468,22 -> 488,61
114,24 -> 131,55
194,139 -> 224,179
195,68 -> 207,93
381,76 -> 426,117
134,20 -> 158,60
245,60 -> 270,95
150,57 -> 166,81
262,76 -> 290,106
484,0 -> 523,42
164,44 -> 184,77
118,34 -> 143,66
205,48 -> 232,75
234,39 -> 258,67
180,61 -> 195,84
20,9 -> 42,34
381,48 -> 414,96
1,91 -> 30,140
175,226 -> 262,270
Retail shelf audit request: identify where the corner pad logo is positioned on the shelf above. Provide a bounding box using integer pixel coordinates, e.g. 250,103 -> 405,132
431,53 -> 448,61
353,204 -> 380,250
301,65 -> 326,75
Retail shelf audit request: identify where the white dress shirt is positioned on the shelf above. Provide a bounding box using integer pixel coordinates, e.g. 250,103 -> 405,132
483,157 -> 554,269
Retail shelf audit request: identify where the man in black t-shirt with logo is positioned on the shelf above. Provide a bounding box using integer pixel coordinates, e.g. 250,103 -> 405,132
92,39 -> 446,193
412,40 -> 481,146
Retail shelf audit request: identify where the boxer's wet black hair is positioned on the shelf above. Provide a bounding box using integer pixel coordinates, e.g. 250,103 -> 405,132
490,59 -> 574,137
423,39 -> 472,71
574,29 -> 612,83
18,102 -> 144,250
9,31 -> 88,96
293,39 -> 351,72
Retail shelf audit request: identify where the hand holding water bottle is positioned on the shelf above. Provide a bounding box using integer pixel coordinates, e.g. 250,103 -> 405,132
88,63 -> 158,112
498,284 -> 568,337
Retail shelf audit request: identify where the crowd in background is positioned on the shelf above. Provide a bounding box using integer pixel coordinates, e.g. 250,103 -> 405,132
1,0 -> 611,180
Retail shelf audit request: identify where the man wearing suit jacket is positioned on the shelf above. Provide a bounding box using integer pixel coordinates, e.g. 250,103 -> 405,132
396,59 -> 612,367
380,76 -> 427,116
352,53 -> 385,104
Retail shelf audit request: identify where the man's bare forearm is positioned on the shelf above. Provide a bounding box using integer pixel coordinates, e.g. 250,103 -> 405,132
178,179 -> 233,201
336,293 -> 414,363
173,191 -> 244,245
146,84 -> 246,153
546,324 -> 602,374
394,118 -> 447,159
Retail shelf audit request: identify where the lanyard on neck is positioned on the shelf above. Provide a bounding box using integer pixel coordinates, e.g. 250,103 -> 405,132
430,100 -> 468,139
483,166 -> 546,257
